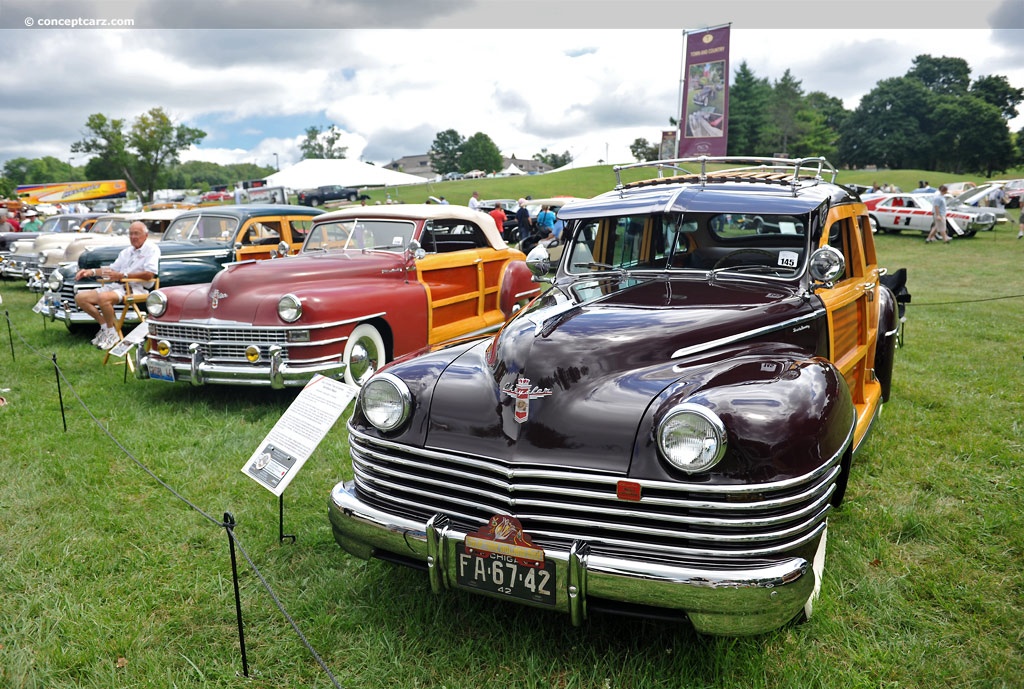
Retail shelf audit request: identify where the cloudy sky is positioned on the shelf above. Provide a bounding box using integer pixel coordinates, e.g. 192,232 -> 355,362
1,0 -> 1023,172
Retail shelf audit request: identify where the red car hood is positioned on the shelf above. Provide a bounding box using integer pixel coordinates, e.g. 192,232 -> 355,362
156,251 -> 409,323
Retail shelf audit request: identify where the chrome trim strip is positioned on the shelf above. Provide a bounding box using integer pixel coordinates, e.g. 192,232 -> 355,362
671,307 -> 825,359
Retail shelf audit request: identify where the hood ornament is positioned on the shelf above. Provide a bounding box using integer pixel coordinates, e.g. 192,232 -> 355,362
502,376 -> 552,424
210,289 -> 228,309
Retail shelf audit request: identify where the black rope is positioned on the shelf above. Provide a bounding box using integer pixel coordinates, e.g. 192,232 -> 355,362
908,293 -> 1024,307
6,314 -> 345,688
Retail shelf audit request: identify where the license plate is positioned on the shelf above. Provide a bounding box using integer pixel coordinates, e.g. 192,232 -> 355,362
147,359 -> 176,382
455,545 -> 555,605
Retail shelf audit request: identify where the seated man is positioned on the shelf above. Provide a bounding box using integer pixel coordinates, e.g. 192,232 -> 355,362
74,221 -> 160,350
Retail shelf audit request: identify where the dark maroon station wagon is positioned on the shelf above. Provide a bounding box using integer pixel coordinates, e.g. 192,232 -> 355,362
328,157 -> 908,635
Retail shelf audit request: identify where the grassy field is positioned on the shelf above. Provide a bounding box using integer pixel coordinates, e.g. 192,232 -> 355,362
1,196 -> 1022,688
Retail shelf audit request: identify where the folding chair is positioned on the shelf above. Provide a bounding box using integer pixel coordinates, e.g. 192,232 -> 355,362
103,277 -> 159,371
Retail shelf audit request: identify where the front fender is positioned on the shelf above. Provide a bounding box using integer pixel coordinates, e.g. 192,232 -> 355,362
632,354 -> 855,483
499,260 -> 541,317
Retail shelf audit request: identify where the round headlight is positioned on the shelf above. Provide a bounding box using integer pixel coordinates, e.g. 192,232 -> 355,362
46,270 -> 64,292
245,344 -> 261,363
156,340 -> 171,357
657,403 -> 727,474
146,290 -> 168,317
360,373 -> 411,432
277,293 -> 302,322
37,251 -> 47,263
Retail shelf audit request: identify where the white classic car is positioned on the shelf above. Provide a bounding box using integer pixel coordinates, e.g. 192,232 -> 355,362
866,193 -> 999,238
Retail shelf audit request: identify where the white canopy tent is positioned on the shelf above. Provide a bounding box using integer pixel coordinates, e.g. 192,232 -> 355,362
500,162 -> 526,176
262,159 -> 426,191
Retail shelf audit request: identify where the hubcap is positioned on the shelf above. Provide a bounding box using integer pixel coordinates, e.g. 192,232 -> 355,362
349,337 -> 380,385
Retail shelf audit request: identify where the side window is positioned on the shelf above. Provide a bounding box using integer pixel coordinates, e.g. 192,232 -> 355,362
426,221 -> 488,253
245,221 -> 282,245
290,219 -> 314,242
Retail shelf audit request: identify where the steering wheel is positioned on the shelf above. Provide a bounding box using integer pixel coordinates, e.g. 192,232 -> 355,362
711,248 -> 778,271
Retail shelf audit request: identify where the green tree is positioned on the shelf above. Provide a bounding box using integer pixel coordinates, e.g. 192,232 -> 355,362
907,55 -> 971,96
931,96 -> 1015,175
429,129 -> 464,175
629,138 -> 658,162
969,74 -> 1024,120
128,107 -> 206,202
71,113 -> 137,186
838,77 -> 934,170
533,148 -> 572,169
726,61 -> 773,156
768,69 -> 805,156
2,156 -> 82,185
300,124 -> 348,159
459,132 -> 502,173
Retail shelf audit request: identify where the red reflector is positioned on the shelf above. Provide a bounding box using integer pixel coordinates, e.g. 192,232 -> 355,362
616,481 -> 642,501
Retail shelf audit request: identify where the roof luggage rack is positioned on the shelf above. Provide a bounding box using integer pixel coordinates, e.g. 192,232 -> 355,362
613,156 -> 838,197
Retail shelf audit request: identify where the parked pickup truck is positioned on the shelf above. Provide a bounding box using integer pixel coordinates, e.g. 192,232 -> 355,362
297,185 -> 365,207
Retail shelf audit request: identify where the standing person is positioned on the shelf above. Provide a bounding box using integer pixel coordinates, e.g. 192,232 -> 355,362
468,191 -> 481,211
21,210 -> 42,232
536,205 -> 556,236
0,209 -> 15,232
488,203 -> 507,236
74,221 -> 160,350
515,198 -> 532,242
1018,211 -> 1023,240
925,185 -> 951,244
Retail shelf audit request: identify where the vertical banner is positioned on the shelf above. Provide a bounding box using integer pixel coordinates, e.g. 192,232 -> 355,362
659,130 -> 678,160
679,25 -> 730,157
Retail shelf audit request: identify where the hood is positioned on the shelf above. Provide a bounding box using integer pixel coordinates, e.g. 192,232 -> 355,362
424,276 -> 817,473
166,250 -> 409,323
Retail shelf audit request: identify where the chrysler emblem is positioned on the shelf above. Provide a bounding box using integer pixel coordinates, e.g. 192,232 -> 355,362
210,289 -> 228,309
501,376 -> 552,424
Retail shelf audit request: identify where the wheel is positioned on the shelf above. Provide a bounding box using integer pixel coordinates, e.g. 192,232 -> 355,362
801,525 -> 828,621
343,323 -> 386,387
868,215 -> 879,233
346,193 -> 357,202
310,198 -> 321,207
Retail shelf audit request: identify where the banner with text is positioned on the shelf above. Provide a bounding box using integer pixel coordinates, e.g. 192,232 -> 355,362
679,25 -> 730,157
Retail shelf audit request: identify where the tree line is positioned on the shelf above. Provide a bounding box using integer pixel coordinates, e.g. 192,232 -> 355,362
632,54 -> 1024,175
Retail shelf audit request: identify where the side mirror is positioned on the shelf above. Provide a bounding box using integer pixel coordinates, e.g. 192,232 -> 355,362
526,244 -> 551,278
808,246 -> 845,284
277,240 -> 290,256
406,238 -> 425,261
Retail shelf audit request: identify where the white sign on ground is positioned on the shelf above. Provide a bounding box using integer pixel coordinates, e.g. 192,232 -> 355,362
241,374 -> 358,496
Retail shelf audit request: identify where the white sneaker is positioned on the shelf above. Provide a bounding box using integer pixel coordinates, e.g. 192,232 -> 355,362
91,328 -> 108,346
99,329 -> 121,351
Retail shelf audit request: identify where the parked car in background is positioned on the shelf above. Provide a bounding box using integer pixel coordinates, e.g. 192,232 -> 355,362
297,185 -> 362,207
0,213 -> 104,279
942,181 -> 977,197
136,204 -> 540,388
1000,179 -> 1024,208
328,156 -> 906,635
947,182 -> 1011,227
200,190 -> 232,202
41,205 -> 323,330
867,192 -> 999,237
28,209 -> 186,292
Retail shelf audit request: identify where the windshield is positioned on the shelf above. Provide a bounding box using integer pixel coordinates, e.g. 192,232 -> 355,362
39,216 -> 83,233
89,218 -> 132,235
303,219 -> 415,252
564,212 -> 807,279
163,215 -> 239,242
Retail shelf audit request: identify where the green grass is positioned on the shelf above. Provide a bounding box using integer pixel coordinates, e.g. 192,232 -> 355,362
1,202 -> 1023,688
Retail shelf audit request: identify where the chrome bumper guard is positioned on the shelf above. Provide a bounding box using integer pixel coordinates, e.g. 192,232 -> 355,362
328,480 -> 820,636
136,344 -> 347,389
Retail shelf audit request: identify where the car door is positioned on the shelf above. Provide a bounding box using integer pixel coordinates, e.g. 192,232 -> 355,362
902,196 -> 934,233
814,207 -> 883,445
416,219 -> 508,344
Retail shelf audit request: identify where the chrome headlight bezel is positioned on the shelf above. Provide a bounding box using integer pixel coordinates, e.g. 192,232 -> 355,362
360,372 -> 412,433
656,402 -> 727,474
146,290 -> 168,317
46,270 -> 64,292
277,293 -> 302,323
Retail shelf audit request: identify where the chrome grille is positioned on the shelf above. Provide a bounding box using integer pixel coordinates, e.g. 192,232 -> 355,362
149,321 -> 289,361
349,426 -> 838,560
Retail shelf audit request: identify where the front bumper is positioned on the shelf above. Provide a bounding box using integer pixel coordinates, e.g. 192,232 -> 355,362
136,345 -> 347,389
328,480 -> 820,635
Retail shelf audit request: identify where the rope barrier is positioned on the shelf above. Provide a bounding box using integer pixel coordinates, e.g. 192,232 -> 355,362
3,309 -> 344,687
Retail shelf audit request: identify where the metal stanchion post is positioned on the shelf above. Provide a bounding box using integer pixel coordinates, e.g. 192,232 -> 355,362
223,512 -> 249,678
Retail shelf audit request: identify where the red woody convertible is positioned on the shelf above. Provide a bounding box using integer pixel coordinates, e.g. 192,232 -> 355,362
137,204 -> 539,388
